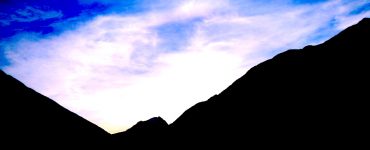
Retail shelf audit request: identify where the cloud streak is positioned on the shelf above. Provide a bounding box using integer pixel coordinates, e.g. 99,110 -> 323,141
1,0 -> 369,133
0,6 -> 63,26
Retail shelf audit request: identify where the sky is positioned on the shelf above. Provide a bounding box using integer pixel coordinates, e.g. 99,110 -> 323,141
0,0 -> 369,134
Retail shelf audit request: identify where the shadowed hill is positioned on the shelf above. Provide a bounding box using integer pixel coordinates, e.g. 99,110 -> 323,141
168,18 -> 369,148
116,18 -> 369,149
0,70 -> 110,148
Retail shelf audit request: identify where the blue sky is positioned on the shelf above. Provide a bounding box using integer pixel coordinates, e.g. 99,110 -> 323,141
1,0 -> 369,133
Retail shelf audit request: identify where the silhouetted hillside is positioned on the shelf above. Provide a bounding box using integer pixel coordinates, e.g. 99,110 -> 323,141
116,18 -> 369,149
0,70 -> 110,148
168,18 -> 370,148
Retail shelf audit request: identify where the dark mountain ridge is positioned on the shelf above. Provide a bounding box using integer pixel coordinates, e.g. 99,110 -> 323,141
0,70 -> 110,148
0,18 -> 368,149
116,18 -> 370,148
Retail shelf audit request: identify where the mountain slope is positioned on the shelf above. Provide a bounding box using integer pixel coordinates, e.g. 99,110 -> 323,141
113,18 -> 369,149
168,18 -> 369,148
0,70 -> 110,148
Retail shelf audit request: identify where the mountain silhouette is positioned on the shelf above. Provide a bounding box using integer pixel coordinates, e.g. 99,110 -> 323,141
0,70 -> 110,148
112,117 -> 168,148
0,18 -> 368,149
115,18 -> 370,148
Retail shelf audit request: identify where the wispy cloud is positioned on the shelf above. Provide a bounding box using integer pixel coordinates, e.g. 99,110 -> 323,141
0,6 -> 63,26
79,0 -> 125,5
1,0 -> 369,133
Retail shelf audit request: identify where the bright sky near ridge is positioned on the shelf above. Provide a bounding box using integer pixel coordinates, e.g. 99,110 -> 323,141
0,0 -> 369,133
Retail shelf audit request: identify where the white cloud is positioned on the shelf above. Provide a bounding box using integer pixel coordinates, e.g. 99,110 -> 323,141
335,1 -> 370,30
2,0 -> 369,133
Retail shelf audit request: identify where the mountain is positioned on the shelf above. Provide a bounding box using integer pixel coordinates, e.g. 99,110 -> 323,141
112,117 -> 168,148
0,70 -> 110,148
168,18 -> 370,148
1,18 -> 368,149
116,18 -> 370,148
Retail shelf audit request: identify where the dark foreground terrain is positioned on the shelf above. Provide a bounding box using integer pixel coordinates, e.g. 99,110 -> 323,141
1,18 -> 369,149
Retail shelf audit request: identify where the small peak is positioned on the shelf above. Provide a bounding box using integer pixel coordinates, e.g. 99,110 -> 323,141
124,116 -> 168,134
358,17 -> 370,24
361,17 -> 369,21
147,116 -> 168,126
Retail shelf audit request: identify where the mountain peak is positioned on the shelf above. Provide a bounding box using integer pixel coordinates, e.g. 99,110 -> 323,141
144,116 -> 167,124
111,116 -> 168,148
134,116 -> 168,129
113,116 -> 168,136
